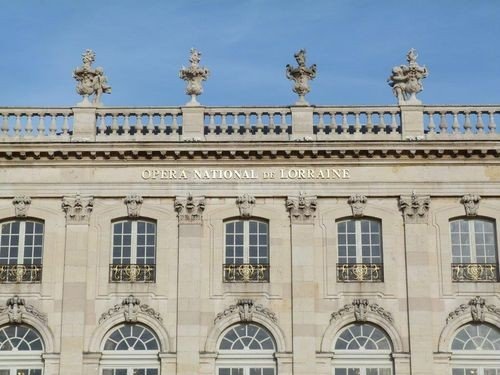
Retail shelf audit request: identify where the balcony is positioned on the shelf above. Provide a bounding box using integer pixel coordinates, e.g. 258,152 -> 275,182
109,264 -> 156,283
451,263 -> 498,282
223,263 -> 270,283
0,264 -> 42,283
337,263 -> 384,282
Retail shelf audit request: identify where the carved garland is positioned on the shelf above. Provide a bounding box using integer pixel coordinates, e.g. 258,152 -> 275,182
330,298 -> 394,323
98,295 -> 162,325
446,296 -> 500,324
215,299 -> 278,324
0,295 -> 47,325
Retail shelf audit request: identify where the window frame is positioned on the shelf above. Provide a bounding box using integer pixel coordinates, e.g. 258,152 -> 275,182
450,217 -> 498,264
0,219 -> 44,266
0,324 -> 44,375
224,219 -> 269,266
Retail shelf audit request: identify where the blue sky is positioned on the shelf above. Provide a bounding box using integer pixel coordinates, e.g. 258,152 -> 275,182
0,0 -> 499,107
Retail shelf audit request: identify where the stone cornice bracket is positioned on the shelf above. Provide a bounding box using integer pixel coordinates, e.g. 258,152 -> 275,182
98,295 -> 162,325
348,194 -> 367,217
445,296 -> 500,324
214,299 -> 278,324
12,196 -> 31,217
0,295 -> 47,325
124,194 -> 143,218
174,194 -> 205,224
330,298 -> 393,323
236,194 -> 256,218
61,194 -> 94,224
286,192 -> 317,224
399,191 -> 431,224
461,194 -> 481,216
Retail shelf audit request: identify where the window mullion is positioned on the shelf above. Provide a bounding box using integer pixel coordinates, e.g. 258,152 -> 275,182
355,220 -> 362,263
469,220 -> 477,263
244,221 -> 249,263
131,221 -> 138,263
18,221 -> 26,264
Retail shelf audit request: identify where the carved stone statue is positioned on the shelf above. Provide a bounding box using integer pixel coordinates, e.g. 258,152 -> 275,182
388,49 -> 428,104
179,48 -> 210,106
286,49 -> 317,105
73,49 -> 111,106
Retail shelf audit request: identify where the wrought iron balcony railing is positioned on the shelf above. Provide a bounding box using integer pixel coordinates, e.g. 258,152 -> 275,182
451,263 -> 498,282
337,263 -> 384,282
223,263 -> 270,283
0,264 -> 42,283
109,264 -> 156,283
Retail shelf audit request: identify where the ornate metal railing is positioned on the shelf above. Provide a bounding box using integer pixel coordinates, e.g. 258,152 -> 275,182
223,263 -> 270,282
109,264 -> 156,283
451,263 -> 498,282
337,263 -> 384,282
0,264 -> 42,283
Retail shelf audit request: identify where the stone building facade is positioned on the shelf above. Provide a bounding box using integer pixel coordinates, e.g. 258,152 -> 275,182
0,50 -> 499,375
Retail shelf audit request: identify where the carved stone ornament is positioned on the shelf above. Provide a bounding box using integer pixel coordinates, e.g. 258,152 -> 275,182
399,192 -> 431,224
286,49 -> 317,105
179,48 -> 210,106
388,48 -> 428,105
124,194 -> 143,218
73,49 -> 111,106
174,194 -> 205,224
0,295 -> 48,325
98,295 -> 162,325
61,194 -> 94,224
236,194 -> 256,218
330,299 -> 393,323
348,194 -> 367,217
286,192 -> 317,224
445,296 -> 500,324
12,196 -> 31,217
214,299 -> 278,324
461,194 -> 481,216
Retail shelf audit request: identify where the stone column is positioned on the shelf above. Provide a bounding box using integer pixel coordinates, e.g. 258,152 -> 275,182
174,195 -> 205,374
400,104 -> 424,140
59,194 -> 94,375
399,193 -> 434,375
286,193 -> 318,375
72,107 -> 97,142
290,106 -> 315,140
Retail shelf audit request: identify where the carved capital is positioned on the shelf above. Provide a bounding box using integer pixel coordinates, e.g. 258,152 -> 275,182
348,194 -> 367,217
62,194 -> 94,224
0,295 -> 47,325
12,196 -> 31,217
174,194 -> 205,224
399,192 -> 431,224
215,299 -> 277,324
124,194 -> 143,218
236,194 -> 256,218
99,295 -> 162,325
330,299 -> 393,323
286,193 -> 317,224
461,194 -> 481,216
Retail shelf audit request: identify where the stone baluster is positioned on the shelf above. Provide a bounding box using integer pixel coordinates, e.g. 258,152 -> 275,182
37,114 -> 45,136
365,112 -> 373,134
49,114 -> 57,136
1,113 -> 8,136
256,113 -> 264,134
476,112 -> 484,133
427,112 -> 436,134
269,112 -> 276,134
452,112 -> 459,134
316,112 -> 325,134
122,113 -> 131,134
488,111 -> 496,134
379,112 -> 387,134
341,112 -> 348,134
390,111 -> 398,134
110,114 -> 119,135
14,114 -> 21,136
146,113 -> 155,134
25,113 -> 33,136
61,114 -> 69,135
463,112 -> 471,133
354,112 -> 361,133
439,112 -> 447,134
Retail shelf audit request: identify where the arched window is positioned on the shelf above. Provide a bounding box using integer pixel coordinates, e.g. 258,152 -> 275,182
217,323 -> 276,375
0,324 -> 44,375
450,218 -> 498,282
451,323 -> 500,375
100,323 -> 160,375
110,219 -> 156,282
333,323 -> 393,375
0,220 -> 44,283
337,219 -> 383,282
223,219 -> 269,282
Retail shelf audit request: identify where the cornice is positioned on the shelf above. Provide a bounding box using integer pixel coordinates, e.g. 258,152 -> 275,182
0,141 -> 499,163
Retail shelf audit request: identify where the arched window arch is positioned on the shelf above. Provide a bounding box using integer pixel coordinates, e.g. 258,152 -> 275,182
100,323 -> 160,375
110,219 -> 156,282
336,218 -> 383,282
450,217 -> 498,282
0,219 -> 44,283
223,219 -> 269,282
451,323 -> 500,375
0,324 -> 44,375
217,323 -> 276,375
333,323 -> 393,375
